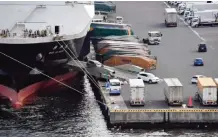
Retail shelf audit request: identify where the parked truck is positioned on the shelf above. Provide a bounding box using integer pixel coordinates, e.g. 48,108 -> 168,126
129,79 -> 145,106
190,10 -> 218,27
214,78 -> 218,102
164,78 -> 183,106
186,10 -> 218,25
164,8 -> 178,27
196,77 -> 217,105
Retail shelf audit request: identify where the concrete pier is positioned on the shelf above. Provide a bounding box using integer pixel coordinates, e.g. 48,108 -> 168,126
91,80 -> 218,128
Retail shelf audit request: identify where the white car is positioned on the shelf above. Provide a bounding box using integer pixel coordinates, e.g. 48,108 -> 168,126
191,75 -> 206,84
137,72 -> 160,84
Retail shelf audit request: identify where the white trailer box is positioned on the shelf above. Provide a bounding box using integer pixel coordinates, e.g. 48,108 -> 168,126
193,3 -> 218,12
191,10 -> 218,27
129,79 -> 145,106
164,78 -> 183,106
197,77 -> 217,105
164,8 -> 178,27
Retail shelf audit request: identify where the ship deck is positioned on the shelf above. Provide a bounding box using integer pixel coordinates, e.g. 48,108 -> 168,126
0,1 -> 94,44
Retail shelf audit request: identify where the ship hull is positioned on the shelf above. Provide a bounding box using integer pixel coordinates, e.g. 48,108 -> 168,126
0,70 -> 83,108
0,32 -> 91,108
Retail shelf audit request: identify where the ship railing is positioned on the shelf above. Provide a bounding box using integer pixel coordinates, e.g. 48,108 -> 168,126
0,29 -> 54,38
74,1 -> 93,5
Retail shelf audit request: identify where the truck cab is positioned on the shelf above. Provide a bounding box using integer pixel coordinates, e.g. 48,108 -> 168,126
107,79 -> 121,95
178,4 -> 186,15
184,10 -> 191,21
148,31 -> 162,45
191,16 -> 200,27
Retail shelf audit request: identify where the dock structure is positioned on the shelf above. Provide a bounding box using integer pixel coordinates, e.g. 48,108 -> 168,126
90,79 -> 218,128
67,60 -> 218,127
67,60 -> 137,80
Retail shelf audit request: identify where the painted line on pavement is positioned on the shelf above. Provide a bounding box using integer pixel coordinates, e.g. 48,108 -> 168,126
210,45 -> 215,50
163,2 -> 205,42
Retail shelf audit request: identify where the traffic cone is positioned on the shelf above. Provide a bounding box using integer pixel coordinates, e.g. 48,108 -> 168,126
187,96 -> 193,108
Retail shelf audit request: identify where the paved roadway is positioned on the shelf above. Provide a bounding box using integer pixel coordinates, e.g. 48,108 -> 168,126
113,1 -> 218,108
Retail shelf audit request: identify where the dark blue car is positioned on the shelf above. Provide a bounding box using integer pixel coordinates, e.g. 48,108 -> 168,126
198,43 -> 207,52
194,58 -> 204,66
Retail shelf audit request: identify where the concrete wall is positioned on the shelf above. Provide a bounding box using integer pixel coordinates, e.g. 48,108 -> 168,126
110,112 -> 165,124
169,112 -> 218,123
110,112 -> 218,124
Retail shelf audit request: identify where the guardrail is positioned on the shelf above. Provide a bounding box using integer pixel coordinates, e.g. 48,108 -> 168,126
110,109 -> 218,112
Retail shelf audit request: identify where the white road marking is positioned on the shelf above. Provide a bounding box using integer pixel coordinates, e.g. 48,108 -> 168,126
163,2 -> 205,42
210,45 -> 215,50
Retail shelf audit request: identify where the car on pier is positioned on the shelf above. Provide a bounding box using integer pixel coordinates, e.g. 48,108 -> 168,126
194,58 -> 204,66
106,79 -> 121,95
137,72 -> 160,84
191,75 -> 206,84
198,42 -> 207,52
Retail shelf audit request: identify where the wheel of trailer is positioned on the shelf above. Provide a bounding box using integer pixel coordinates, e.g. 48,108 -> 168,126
165,96 -> 168,103
194,93 -> 198,101
148,80 -> 152,84
199,95 -> 203,105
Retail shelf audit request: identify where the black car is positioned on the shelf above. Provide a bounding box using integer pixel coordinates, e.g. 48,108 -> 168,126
198,43 -> 207,52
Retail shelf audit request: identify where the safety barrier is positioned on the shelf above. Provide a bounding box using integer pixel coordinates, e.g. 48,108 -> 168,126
110,109 -> 218,113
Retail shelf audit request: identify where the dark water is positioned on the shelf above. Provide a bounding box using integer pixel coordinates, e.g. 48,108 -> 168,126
0,75 -> 218,137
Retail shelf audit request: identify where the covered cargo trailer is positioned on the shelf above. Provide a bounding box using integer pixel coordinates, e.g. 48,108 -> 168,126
186,10 -> 218,25
129,79 -> 146,106
164,78 -> 183,106
90,22 -> 134,38
191,10 -> 218,27
197,77 -> 217,105
164,8 -> 177,27
114,64 -> 145,73
192,3 -> 218,12
103,55 -> 157,71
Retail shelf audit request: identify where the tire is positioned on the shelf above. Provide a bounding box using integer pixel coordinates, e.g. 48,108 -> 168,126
148,80 -> 152,84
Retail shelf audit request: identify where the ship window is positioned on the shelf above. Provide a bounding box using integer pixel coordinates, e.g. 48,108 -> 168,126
55,26 -> 60,34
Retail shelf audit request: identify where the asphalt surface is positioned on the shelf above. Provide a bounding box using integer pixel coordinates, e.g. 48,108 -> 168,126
111,1 -> 218,109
